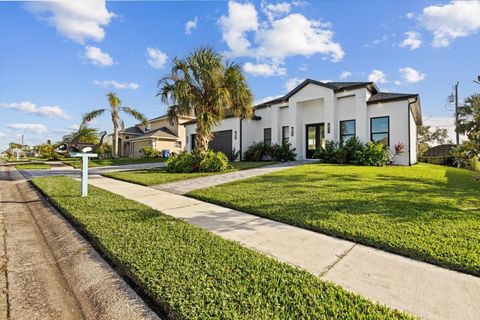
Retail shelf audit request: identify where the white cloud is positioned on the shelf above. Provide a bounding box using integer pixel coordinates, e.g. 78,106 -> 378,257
0,132 -> 6,138
1,101 -> 70,120
399,31 -> 422,50
406,12 -> 415,19
243,62 -> 286,76
398,67 -> 425,83
394,80 -> 402,86
255,13 -> 344,62
262,2 -> 291,21
339,71 -> 352,79
185,16 -> 198,35
219,1 -> 344,68
94,80 -> 139,90
219,1 -> 258,56
83,46 -> 113,67
368,69 -> 387,84
420,0 -> 480,47
25,1 -> 114,44
147,47 -> 168,69
284,77 -> 305,92
5,123 -> 48,134
298,63 -> 308,72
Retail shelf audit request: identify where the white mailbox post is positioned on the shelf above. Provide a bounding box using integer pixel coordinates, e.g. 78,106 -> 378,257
71,152 -> 98,196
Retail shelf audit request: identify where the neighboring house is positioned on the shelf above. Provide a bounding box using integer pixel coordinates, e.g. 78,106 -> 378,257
115,114 -> 194,158
184,79 -> 422,166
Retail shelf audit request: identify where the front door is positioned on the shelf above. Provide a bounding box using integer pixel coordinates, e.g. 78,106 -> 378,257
306,123 -> 325,159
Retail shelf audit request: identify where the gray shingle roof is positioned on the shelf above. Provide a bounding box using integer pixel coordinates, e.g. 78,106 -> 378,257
119,126 -> 144,135
127,127 -> 178,141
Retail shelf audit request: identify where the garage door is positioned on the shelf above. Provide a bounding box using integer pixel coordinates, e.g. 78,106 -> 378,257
191,130 -> 232,156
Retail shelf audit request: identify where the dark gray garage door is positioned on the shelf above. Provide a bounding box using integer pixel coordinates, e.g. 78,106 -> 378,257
191,130 -> 232,156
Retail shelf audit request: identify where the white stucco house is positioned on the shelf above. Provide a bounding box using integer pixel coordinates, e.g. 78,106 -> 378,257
184,79 -> 422,166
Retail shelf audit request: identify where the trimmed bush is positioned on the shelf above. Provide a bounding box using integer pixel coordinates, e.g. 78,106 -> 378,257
313,140 -> 339,163
356,142 -> 390,166
166,150 -> 231,173
140,146 -> 160,158
244,142 -> 272,161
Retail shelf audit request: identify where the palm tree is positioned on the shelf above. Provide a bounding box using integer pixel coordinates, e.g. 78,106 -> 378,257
82,92 -> 147,158
62,124 -> 99,144
158,47 -> 254,154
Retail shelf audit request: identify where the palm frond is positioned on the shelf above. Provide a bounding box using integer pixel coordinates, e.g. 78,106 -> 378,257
107,92 -> 121,110
82,109 -> 107,125
120,106 -> 148,124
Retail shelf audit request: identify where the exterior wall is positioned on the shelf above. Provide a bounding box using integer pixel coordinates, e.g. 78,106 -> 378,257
184,85 -> 418,166
367,100 -> 410,165
185,117 -> 240,153
409,107 -> 418,164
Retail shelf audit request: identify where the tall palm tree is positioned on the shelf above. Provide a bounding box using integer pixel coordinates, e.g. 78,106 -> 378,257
82,92 -> 147,158
158,47 -> 254,154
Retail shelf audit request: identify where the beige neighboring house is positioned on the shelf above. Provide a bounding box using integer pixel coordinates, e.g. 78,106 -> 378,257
115,114 -> 195,158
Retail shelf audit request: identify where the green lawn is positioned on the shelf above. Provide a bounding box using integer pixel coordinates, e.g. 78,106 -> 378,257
190,163 -> 480,276
64,157 -> 165,169
31,176 -> 412,319
103,161 -> 279,186
16,163 -> 51,170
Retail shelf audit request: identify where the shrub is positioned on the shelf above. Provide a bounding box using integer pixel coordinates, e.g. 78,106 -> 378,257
229,148 -> 240,162
140,146 -> 159,158
199,150 -> 231,172
313,140 -> 339,163
341,137 -> 364,164
37,143 -> 61,160
95,143 -> 112,159
272,142 -> 297,161
356,142 -> 390,166
166,150 -> 231,173
244,142 -> 272,161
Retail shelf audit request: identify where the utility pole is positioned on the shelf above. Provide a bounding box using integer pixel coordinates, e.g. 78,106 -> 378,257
21,134 -> 24,147
454,82 -> 459,145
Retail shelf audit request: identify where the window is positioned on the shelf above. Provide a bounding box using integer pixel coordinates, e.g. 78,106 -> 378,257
175,141 -> 182,149
282,126 -> 289,144
340,120 -> 355,144
371,116 -> 389,146
264,128 -> 271,146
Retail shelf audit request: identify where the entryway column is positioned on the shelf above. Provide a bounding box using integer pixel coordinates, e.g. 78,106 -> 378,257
270,105 -> 279,145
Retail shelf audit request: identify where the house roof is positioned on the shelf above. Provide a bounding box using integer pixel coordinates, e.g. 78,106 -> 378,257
119,126 -> 144,135
255,80 -> 381,109
127,127 -> 178,141
367,92 -> 419,104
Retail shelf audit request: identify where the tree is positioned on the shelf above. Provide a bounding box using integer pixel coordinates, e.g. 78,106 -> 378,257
158,47 -> 253,154
417,125 -> 451,156
62,124 -> 99,144
456,93 -> 480,161
82,92 -> 147,158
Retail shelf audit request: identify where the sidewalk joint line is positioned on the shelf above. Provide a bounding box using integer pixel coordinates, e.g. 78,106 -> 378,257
319,244 -> 357,278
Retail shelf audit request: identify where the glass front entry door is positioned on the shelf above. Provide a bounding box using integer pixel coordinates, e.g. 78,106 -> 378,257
306,123 -> 325,159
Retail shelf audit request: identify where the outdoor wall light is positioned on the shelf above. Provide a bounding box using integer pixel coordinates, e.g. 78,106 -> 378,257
234,131 -> 237,140
291,127 -> 294,136
327,123 -> 331,134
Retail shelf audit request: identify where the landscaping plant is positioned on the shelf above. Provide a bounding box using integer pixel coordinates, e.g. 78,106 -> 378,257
272,142 -> 297,161
166,150 -> 231,173
356,141 -> 390,166
140,146 -> 160,158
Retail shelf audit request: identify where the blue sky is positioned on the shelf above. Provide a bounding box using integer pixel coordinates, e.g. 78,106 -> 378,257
1,0 -> 479,150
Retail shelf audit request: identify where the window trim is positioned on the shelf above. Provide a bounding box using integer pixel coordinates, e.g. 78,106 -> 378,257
263,128 -> 272,146
339,119 -> 356,144
370,116 -> 390,146
282,126 -> 289,144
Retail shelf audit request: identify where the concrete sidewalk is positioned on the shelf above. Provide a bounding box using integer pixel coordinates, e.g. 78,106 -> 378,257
87,175 -> 480,320
152,160 -> 311,194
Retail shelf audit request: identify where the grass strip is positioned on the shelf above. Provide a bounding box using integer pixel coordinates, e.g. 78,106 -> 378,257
189,163 -> 480,276
64,157 -> 165,169
102,161 -> 279,186
32,176 -> 413,319
16,163 -> 51,170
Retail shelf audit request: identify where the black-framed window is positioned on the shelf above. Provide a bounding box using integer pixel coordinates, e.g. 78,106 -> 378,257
371,116 -> 390,146
340,120 -> 355,144
282,126 -> 289,144
264,128 -> 271,146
